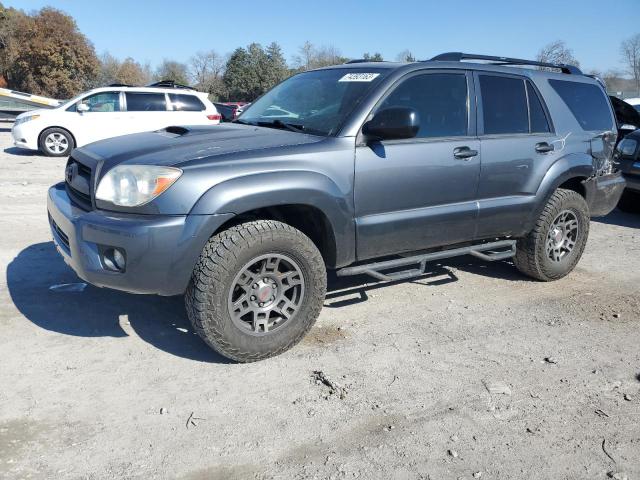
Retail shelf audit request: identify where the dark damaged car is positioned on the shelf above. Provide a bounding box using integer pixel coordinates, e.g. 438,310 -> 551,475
47,53 -> 625,362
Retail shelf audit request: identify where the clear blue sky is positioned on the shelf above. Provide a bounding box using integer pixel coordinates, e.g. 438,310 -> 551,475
8,0 -> 639,73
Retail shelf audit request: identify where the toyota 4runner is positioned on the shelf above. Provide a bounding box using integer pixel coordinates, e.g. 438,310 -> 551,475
47,52 -> 625,362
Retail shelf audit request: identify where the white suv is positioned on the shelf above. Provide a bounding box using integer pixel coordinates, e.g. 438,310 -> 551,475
11,82 -> 221,157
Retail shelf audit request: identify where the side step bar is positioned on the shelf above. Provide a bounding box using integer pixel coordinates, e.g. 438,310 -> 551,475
336,240 -> 516,282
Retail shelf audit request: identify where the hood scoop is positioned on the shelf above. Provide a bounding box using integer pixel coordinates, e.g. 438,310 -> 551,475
159,125 -> 190,137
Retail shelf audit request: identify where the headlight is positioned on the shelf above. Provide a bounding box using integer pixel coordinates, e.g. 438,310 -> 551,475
95,165 -> 182,207
14,114 -> 40,126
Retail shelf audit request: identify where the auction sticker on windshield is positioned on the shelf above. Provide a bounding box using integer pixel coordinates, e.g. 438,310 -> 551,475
339,73 -> 381,82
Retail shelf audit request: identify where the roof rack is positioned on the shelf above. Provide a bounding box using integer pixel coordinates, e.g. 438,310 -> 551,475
344,59 -> 389,64
429,52 -> 583,75
108,83 -> 131,87
147,80 -> 195,90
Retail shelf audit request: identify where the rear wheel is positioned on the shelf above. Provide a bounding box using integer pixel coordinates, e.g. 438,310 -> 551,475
185,220 -> 326,362
514,188 -> 590,281
39,128 -> 74,157
617,190 -> 640,213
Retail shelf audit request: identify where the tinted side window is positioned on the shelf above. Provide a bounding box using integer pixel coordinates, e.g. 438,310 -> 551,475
169,94 -> 205,111
527,81 -> 551,133
125,92 -> 167,112
549,80 -> 614,131
480,75 -> 528,135
379,73 -> 468,138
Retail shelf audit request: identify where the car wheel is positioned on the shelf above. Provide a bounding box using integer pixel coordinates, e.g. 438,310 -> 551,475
514,188 -> 590,281
39,128 -> 74,157
185,220 -> 327,362
617,190 -> 640,213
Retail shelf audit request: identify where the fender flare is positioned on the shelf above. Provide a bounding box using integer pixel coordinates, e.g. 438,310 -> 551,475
526,152 -> 594,228
190,170 -> 356,267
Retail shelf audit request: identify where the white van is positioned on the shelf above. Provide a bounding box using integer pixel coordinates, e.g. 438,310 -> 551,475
11,82 -> 221,157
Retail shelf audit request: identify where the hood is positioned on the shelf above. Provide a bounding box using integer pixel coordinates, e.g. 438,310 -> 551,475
15,108 -> 47,119
78,123 -> 325,169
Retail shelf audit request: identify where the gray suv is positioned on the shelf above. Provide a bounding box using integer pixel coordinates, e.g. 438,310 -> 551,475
47,52 -> 625,362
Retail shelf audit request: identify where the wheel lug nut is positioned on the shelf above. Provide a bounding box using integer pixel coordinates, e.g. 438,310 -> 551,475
250,295 -> 256,301
259,302 -> 264,307
253,284 -> 258,289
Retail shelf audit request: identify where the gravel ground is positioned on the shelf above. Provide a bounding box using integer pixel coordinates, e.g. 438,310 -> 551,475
0,124 -> 639,480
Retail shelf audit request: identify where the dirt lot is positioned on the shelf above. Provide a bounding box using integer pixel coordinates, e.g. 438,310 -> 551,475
0,123 -> 639,480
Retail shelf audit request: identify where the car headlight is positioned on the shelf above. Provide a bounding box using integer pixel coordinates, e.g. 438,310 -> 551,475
14,114 -> 40,126
95,165 -> 182,207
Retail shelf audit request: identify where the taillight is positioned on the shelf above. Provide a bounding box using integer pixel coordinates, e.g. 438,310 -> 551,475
207,114 -> 221,121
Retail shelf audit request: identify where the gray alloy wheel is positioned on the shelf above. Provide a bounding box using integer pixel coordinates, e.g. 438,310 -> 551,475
514,188 -> 589,281
185,220 -> 326,362
227,253 -> 305,336
545,210 -> 579,263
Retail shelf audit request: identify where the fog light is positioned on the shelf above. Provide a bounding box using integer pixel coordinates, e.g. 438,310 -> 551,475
102,247 -> 126,272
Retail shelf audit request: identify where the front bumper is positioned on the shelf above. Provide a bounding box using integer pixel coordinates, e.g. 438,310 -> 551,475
47,183 -> 233,296
583,171 -> 626,217
11,122 -> 38,150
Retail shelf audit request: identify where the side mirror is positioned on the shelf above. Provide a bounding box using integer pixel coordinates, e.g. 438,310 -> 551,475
620,123 -> 637,132
362,107 -> 420,141
77,103 -> 89,113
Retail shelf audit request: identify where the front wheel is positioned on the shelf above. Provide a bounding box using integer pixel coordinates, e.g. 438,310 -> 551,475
514,188 -> 590,281
185,220 -> 327,362
39,128 -> 74,157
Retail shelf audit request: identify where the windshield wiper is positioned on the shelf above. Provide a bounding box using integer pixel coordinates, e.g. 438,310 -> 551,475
257,119 -> 306,134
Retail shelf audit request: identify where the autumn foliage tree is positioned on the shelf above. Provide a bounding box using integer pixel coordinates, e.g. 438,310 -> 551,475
4,7 -> 99,98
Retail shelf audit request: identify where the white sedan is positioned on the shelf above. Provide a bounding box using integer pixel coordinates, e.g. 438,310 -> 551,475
11,84 -> 221,157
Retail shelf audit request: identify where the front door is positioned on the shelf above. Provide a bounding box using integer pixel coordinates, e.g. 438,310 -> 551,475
354,71 -> 481,261
66,91 -> 125,146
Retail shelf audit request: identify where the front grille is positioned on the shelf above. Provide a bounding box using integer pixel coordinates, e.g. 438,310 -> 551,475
65,156 -> 93,209
49,214 -> 70,252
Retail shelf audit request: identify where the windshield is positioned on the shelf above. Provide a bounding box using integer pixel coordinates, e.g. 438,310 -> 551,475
237,68 -> 389,136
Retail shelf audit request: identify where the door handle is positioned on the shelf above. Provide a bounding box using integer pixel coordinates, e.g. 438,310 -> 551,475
453,146 -> 478,160
535,142 -> 554,153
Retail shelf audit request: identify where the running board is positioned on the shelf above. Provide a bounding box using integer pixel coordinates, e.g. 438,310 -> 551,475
336,240 -> 516,282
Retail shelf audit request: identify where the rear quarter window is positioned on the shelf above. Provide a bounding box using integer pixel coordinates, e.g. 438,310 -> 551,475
549,80 -> 614,131
169,94 -> 206,111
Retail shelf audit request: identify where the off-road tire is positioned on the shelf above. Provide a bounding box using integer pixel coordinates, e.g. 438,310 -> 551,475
38,127 -> 74,157
514,188 -> 590,281
617,190 -> 640,214
185,220 -> 327,362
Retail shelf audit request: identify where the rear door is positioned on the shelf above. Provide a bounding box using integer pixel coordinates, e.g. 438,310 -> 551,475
474,73 -> 558,239
354,70 -> 481,260
123,91 -> 172,133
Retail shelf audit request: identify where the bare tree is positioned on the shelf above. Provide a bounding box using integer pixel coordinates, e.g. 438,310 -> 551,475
293,42 -> 345,70
314,45 -> 345,67
621,34 -> 640,91
189,50 -> 226,98
293,41 -> 315,70
395,50 -> 416,63
536,40 -> 580,67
